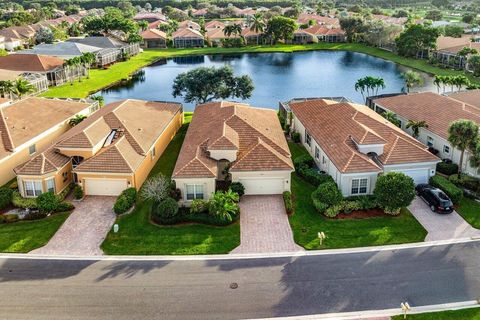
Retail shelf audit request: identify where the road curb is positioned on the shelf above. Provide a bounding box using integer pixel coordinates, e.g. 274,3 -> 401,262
2,237 -> 479,261
252,300 -> 480,320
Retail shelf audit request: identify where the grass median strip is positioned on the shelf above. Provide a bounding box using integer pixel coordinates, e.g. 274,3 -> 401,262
41,43 -> 479,99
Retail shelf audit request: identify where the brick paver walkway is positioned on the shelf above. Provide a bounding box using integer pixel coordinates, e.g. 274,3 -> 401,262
31,196 -> 116,256
409,197 -> 480,241
231,195 -> 304,254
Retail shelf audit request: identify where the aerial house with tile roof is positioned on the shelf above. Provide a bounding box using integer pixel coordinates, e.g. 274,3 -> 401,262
288,99 -> 439,196
15,100 -> 182,197
0,97 -> 98,187
172,101 -> 294,206
371,91 -> 480,179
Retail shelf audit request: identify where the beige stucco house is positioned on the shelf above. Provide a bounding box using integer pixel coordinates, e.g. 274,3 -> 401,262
289,99 -> 439,196
0,97 -> 98,187
172,101 -> 294,206
15,99 -> 183,197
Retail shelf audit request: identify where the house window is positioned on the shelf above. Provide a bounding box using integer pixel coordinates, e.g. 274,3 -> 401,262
186,184 -> 204,200
46,178 -> 55,193
29,144 -> 36,155
443,145 -> 450,155
151,146 -> 156,159
322,156 -> 327,164
305,130 -> 311,147
315,146 -> 320,160
427,136 -> 434,147
23,180 -> 43,197
351,178 -> 368,195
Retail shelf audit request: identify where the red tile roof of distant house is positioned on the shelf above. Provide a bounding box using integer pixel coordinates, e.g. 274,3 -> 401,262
448,90 -> 480,109
140,28 -> 167,40
172,28 -> 203,39
0,54 -> 65,72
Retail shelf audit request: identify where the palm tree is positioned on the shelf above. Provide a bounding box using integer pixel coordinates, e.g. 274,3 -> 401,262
13,79 -> 35,98
354,76 -> 385,103
448,119 -> 479,178
383,110 -> 401,127
90,95 -> 105,107
69,114 -> 87,126
223,25 -> 236,37
354,77 -> 367,102
80,52 -> 96,79
406,120 -> 428,139
0,80 -> 15,99
433,75 -> 442,93
250,12 -> 266,33
401,71 -> 423,93
452,75 -> 470,92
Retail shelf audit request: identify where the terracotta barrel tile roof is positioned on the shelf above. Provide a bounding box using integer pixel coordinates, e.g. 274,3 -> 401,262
290,99 -> 438,174
173,101 -> 293,179
0,54 -> 65,72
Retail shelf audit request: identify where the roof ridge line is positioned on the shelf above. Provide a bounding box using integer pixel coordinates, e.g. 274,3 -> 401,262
384,135 -> 400,163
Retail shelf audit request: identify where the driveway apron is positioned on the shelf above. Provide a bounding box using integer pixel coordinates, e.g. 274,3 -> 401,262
231,195 -> 304,254
31,196 -> 116,255
408,197 -> 480,241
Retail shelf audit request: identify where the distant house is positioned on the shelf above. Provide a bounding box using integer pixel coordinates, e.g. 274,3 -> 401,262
371,92 -> 480,178
289,29 -> 315,44
0,97 -> 98,187
178,20 -> 201,31
0,27 -> 32,50
304,25 -> 346,42
15,99 -> 183,197
21,42 -> 101,60
67,36 -> 140,66
289,99 -> 439,196
0,54 -> 86,86
172,101 -> 293,205
206,28 -> 239,46
241,28 -> 264,45
173,28 -> 204,48
0,69 -> 48,96
205,20 -> 226,31
297,13 -> 340,28
133,12 -> 167,23
140,29 -> 167,48
433,36 -> 480,70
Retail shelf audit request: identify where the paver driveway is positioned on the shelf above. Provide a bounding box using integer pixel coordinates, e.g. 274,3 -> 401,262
31,196 -> 116,255
409,197 -> 480,241
231,195 -> 304,254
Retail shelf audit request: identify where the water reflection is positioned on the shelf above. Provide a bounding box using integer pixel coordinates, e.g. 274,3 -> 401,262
99,51 -> 435,111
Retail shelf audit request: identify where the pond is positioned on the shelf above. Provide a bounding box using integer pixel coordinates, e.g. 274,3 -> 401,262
99,50 -> 436,111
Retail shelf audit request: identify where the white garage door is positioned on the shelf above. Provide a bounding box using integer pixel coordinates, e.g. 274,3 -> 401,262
238,178 -> 285,195
84,178 -> 128,196
396,169 -> 429,185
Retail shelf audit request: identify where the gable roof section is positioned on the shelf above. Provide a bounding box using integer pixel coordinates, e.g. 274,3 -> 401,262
21,42 -> 102,59
140,29 -> 167,40
373,92 -> 480,140
172,28 -> 203,39
173,101 -> 293,179
290,99 -> 438,174
448,90 -> 480,109
0,54 -> 65,72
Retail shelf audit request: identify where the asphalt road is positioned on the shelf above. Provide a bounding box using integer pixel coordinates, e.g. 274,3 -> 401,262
1,241 -> 480,320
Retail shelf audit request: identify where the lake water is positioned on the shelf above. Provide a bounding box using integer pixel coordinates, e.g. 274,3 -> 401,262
99,50 -> 436,111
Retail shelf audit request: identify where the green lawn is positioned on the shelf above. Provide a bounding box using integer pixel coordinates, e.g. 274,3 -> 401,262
456,197 -> 480,229
392,307 -> 480,320
101,112 -> 241,255
288,142 -> 427,250
41,43 -> 480,99
0,213 -> 69,253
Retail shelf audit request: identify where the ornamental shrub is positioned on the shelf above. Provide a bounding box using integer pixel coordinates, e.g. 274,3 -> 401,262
291,131 -> 301,143
311,181 -> 343,206
208,190 -> 240,222
12,191 -> 38,209
449,174 -> 480,193
430,175 -> 463,204
57,201 -> 75,212
374,172 -> 415,215
436,162 -> 458,176
190,199 -> 209,214
36,192 -> 60,213
152,197 -> 179,224
294,154 -> 315,170
113,195 -> 130,215
73,185 -> 84,200
312,199 -> 329,214
0,187 -> 13,210
283,191 -> 293,214
324,204 -> 342,218
230,182 -> 245,197
298,167 -> 334,187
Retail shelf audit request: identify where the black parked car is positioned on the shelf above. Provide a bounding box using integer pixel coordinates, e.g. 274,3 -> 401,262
415,184 -> 453,214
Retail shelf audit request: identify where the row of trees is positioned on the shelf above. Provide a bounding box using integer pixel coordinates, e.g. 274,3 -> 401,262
433,75 -> 471,93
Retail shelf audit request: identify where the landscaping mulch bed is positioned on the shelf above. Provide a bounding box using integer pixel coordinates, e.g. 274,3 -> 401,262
335,208 -> 388,219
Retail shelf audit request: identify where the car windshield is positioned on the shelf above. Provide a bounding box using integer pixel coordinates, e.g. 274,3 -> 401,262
437,191 -> 452,206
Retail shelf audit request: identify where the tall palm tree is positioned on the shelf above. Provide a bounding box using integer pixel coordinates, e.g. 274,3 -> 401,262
401,71 -> 423,93
223,25 -> 236,37
80,52 -> 96,79
406,120 -> 428,139
13,79 -> 35,98
250,12 -> 266,33
448,119 -> 479,178
452,75 -> 470,92
354,76 -> 385,103
433,75 -> 442,93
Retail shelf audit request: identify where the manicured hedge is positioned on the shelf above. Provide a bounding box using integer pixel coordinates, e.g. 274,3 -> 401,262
291,132 -> 301,143
298,167 -> 334,187
73,185 -> 84,200
436,162 -> 459,176
0,187 -> 13,210
113,188 -> 137,215
152,206 -> 239,226
230,182 -> 245,197
430,175 -> 463,204
12,191 -> 38,209
283,191 -> 293,214
293,154 -> 315,170
151,197 -> 179,224
449,174 -> 480,193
